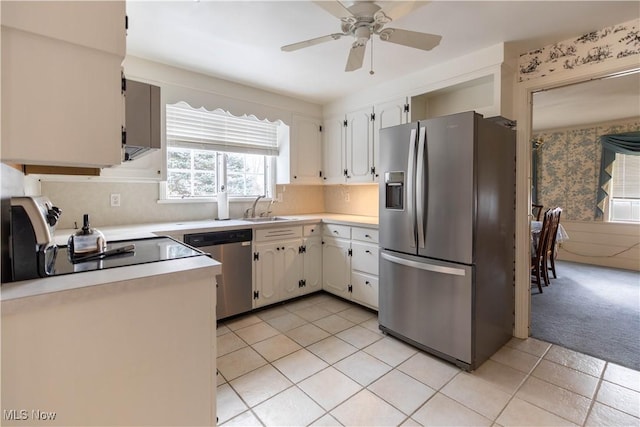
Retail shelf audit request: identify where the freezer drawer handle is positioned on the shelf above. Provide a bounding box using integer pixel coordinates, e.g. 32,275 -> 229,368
381,252 -> 466,276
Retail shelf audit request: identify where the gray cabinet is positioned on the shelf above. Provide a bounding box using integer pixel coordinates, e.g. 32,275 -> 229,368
124,80 -> 161,161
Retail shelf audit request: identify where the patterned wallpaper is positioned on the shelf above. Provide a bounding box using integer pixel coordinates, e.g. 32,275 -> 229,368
519,18 -> 640,82
533,118 -> 640,221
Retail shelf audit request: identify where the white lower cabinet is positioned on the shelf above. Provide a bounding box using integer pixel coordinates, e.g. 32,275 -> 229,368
322,236 -> 352,300
322,225 -> 380,310
350,239 -> 379,310
253,239 -> 302,308
351,272 -> 379,310
252,224 -> 322,307
302,234 -> 323,295
252,223 -> 379,310
253,226 -> 303,308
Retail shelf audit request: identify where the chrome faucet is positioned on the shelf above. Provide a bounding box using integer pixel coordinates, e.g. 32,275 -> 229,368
246,195 -> 266,218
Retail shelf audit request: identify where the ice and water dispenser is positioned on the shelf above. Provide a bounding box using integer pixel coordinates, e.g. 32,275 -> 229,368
384,171 -> 405,210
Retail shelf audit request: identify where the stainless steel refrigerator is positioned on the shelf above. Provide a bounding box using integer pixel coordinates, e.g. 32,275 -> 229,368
378,111 -> 515,371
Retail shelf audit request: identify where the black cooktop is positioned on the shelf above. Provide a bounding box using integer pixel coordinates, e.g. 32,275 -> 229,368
50,236 -> 206,276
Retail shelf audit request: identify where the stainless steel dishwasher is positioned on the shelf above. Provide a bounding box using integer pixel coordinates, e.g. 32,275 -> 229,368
184,229 -> 253,320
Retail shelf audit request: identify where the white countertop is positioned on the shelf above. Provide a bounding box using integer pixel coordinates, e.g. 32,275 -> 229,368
2,213 -> 377,302
1,255 -> 220,302
54,213 -> 379,244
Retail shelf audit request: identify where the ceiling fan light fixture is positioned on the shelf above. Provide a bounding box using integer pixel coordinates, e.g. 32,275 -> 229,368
354,25 -> 371,44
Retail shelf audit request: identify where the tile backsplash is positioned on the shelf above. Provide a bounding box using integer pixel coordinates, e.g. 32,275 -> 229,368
38,180 -> 378,229
324,184 -> 379,217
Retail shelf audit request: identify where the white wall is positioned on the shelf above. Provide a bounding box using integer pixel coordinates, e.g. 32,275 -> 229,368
559,221 -> 640,271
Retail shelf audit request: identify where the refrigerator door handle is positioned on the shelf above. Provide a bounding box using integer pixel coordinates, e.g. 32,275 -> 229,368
407,128 -> 417,248
381,252 -> 467,276
416,126 -> 426,249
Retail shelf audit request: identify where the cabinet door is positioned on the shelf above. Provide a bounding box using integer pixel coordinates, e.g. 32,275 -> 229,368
1,28 -> 124,167
1,1 -> 126,56
373,98 -> 408,181
322,237 -> 351,299
281,240 -> 303,300
351,272 -> 379,310
322,115 -> 346,184
302,236 -> 323,295
345,106 -> 374,183
290,115 -> 322,184
253,242 -> 281,308
351,241 -> 379,276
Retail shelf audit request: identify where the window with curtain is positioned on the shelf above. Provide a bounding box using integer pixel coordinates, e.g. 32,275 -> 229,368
165,102 -> 285,199
609,153 -> 640,222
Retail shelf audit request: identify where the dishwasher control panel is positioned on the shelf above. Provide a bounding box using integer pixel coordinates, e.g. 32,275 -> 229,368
184,228 -> 253,247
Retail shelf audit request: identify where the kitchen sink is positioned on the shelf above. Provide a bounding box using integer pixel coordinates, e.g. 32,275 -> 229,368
241,216 -> 289,222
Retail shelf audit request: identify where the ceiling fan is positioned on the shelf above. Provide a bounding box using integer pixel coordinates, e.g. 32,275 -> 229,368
281,1 -> 442,72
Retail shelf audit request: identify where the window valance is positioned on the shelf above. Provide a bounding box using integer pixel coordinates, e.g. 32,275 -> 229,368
596,131 -> 640,217
166,101 -> 281,156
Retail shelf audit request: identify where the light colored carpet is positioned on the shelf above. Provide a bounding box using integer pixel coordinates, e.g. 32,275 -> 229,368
531,260 -> 640,371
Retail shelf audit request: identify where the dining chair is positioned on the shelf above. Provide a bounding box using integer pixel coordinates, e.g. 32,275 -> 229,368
546,207 -> 563,279
531,208 -> 553,292
532,204 -> 544,221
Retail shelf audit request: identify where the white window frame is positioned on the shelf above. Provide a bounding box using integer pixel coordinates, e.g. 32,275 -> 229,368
608,152 -> 640,223
160,102 -> 285,202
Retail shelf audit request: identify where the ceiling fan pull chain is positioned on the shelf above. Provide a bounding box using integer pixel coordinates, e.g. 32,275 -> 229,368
370,34 -> 375,75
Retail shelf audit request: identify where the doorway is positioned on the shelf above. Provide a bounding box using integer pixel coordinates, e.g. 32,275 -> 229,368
528,71 -> 640,369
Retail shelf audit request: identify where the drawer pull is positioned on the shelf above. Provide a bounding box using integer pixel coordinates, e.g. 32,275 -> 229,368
365,234 -> 371,238
365,250 -> 371,254
333,230 -> 339,234
365,281 -> 371,285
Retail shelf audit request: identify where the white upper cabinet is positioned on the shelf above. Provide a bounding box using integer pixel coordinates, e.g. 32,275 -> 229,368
321,115 -> 346,184
345,106 -> 374,183
373,97 -> 409,181
1,1 -> 126,168
278,115 -> 322,185
1,1 -> 126,56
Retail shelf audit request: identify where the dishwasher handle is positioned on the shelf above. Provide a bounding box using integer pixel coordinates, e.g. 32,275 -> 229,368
184,229 -> 253,247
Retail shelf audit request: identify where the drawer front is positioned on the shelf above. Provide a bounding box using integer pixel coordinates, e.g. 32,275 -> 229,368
255,227 -> 302,242
352,227 -> 379,244
323,224 -> 351,239
351,272 -> 379,309
351,242 -> 379,275
303,224 -> 321,237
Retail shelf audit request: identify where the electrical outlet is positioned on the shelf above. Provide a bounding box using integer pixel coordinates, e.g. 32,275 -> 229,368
345,193 -> 350,202
110,193 -> 121,207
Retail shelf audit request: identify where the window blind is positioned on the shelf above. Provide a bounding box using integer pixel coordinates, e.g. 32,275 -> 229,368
166,102 -> 279,156
612,153 -> 640,199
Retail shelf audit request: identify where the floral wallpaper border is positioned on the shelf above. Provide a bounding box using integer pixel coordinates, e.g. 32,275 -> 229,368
519,18 -> 640,82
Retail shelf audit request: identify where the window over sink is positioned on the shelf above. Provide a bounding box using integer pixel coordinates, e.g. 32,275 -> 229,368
163,102 -> 288,200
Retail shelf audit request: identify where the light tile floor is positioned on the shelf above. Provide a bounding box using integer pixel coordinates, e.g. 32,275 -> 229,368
217,292 -> 640,426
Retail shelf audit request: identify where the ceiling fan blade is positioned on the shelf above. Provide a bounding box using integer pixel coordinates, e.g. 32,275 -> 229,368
345,43 -> 366,72
375,1 -> 429,21
312,0 -> 353,19
281,33 -> 344,52
378,28 -> 441,51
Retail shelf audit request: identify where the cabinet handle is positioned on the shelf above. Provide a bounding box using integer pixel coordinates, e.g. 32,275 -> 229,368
333,230 -> 338,234
365,250 -> 371,254
365,281 -> 370,285
281,247 -> 285,250
310,228 -> 315,232
365,234 -> 371,238
276,247 -> 280,251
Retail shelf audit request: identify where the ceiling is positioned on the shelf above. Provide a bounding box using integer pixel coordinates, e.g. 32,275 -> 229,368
125,1 -> 639,105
